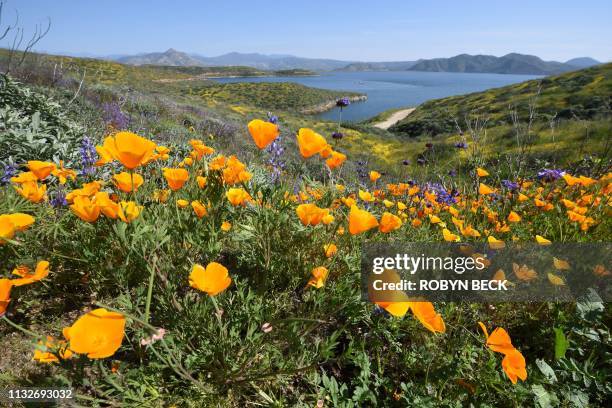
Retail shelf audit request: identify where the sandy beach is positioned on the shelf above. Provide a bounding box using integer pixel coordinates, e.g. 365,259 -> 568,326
373,108 -> 416,129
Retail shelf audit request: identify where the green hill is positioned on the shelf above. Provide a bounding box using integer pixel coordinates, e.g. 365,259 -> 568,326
392,62 -> 612,137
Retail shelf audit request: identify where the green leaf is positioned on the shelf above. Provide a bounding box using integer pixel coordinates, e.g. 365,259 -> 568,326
536,359 -> 558,383
553,327 -> 568,359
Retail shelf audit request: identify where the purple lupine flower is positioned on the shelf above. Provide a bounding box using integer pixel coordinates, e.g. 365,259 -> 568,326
402,159 -> 410,166
79,136 -> 98,176
1,163 -> 17,185
537,168 -> 565,182
266,112 -> 278,124
501,179 -> 519,191
355,160 -> 369,181
102,101 -> 130,130
49,189 -> 68,208
336,97 -> 350,108
425,143 -> 433,149
331,131 -> 344,140
416,158 -> 426,166
426,182 -> 459,205
448,169 -> 457,177
266,135 -> 285,183
454,142 -> 468,149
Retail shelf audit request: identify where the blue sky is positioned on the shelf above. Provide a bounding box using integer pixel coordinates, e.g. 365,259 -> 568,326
6,0 -> 611,62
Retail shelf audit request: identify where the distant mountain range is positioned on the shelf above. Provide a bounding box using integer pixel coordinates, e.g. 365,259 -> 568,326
113,49 -> 603,75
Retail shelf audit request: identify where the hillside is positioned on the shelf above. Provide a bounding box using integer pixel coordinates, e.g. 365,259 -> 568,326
565,57 -> 601,68
336,61 -> 418,71
117,48 -> 204,66
392,62 -> 612,137
409,53 -> 575,75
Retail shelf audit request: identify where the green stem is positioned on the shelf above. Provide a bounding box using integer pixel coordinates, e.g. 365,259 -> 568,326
2,315 -> 44,339
144,256 -> 157,324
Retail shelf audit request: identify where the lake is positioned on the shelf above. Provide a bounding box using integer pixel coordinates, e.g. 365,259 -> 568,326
213,71 -> 541,122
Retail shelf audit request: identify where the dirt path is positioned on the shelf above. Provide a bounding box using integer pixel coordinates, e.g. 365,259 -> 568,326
373,108 -> 415,129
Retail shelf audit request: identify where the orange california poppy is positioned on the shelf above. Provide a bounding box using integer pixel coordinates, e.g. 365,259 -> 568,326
63,308 -> 125,359
221,221 -> 232,232
51,161 -> 77,184
10,171 -> 39,184
226,188 -> 252,206
512,263 -> 538,281
501,349 -> 527,384
191,200 -> 208,218
27,161 -> 57,180
176,199 -> 189,208
5,213 -> 35,231
70,196 -> 101,223
0,279 -> 12,316
117,201 -> 142,223
307,266 -> 329,289
477,322 -> 515,355
323,243 -> 338,258
196,176 -> 207,189
189,262 -> 232,296
296,203 -> 329,226
348,206 -> 379,235
112,172 -> 144,193
102,132 -> 157,169
442,228 -> 460,242
488,236 -> 506,249
0,215 -> 16,244
33,336 -> 73,363
369,171 -> 381,182
507,211 -> 521,223
247,119 -> 279,149
162,168 -> 189,191
11,260 -> 50,287
379,212 -> 402,233
326,151 -> 347,170
476,167 -> 489,177
15,182 -> 46,203
94,192 -> 120,219
409,302 -> 446,333
296,128 -> 328,158
478,183 -> 494,195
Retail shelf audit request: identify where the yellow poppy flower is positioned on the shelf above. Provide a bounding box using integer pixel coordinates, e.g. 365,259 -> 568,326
27,161 -> 57,180
221,221 -> 232,232
348,206 -> 379,235
488,236 -> 505,249
247,119 -> 279,149
118,201 -> 142,223
102,132 -> 157,169
63,308 -> 125,359
112,172 -> 144,193
226,188 -> 252,206
442,228 -> 460,242
476,167 -> 489,177
163,168 -> 189,191
535,235 -> 551,245
0,279 -> 13,316
176,199 -> 189,208
324,243 -> 338,258
296,128 -> 328,158
5,213 -> 35,231
11,260 -> 50,287
191,200 -> 208,218
307,266 -> 329,289
189,262 -> 232,296
369,171 -> 381,182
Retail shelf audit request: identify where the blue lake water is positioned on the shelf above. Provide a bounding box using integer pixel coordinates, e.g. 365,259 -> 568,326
213,71 -> 540,122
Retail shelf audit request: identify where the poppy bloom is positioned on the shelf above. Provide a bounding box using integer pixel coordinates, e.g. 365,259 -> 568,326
442,228 -> 460,242
323,243 -> 338,258
369,171 -> 381,182
0,279 -> 12,316
5,213 -> 35,231
63,308 -> 126,359
307,266 -> 329,288
296,204 -> 329,226
221,221 -> 232,232
326,151 -> 347,170
247,119 -> 279,149
189,262 -> 232,296
10,171 -> 38,184
0,215 -> 16,244
113,172 -> 144,193
348,206 -> 379,235
379,212 -> 402,233
502,349 -> 527,384
27,161 -> 57,180
118,201 -> 142,223
176,199 -> 189,208
191,200 -> 208,218
478,183 -> 494,195
70,196 -> 101,223
33,336 -> 73,363
477,322 -> 515,355
52,161 -> 77,184
11,260 -> 50,287
15,182 -> 47,203
507,211 -> 521,223
226,188 -> 252,206
476,168 -> 489,177
94,192 -> 120,219
163,168 -> 189,191
297,128 -> 328,158
196,176 -> 207,189
409,302 -> 446,333
488,236 -> 505,249
512,263 -> 538,281
102,132 -> 157,169
535,235 -> 551,245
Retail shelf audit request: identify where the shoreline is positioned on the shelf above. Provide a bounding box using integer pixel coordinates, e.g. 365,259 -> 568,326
301,95 -> 367,114
372,108 -> 416,129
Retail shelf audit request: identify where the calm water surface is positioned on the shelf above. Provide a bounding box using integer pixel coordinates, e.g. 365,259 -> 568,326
213,71 -> 540,122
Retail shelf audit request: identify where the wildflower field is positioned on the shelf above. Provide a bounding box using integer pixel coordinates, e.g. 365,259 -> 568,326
0,54 -> 611,407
